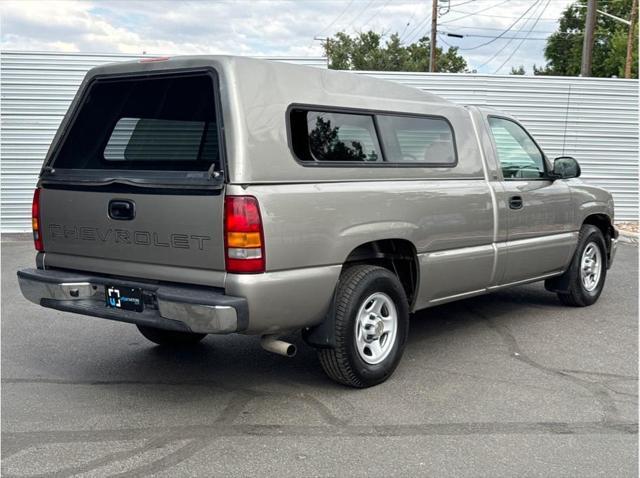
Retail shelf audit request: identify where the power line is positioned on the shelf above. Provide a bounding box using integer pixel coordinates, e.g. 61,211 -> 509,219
441,24 -> 556,33
438,33 -> 454,48
443,10 -> 559,21
442,32 -> 550,40
399,8 -> 418,38
455,31 -> 593,38
493,0 -> 553,73
474,0 -> 548,69
442,0 -> 563,24
452,0 -> 543,51
438,0 -> 513,24
443,30 -> 606,40
359,0 -> 395,29
315,0 -> 356,37
340,0 -> 378,33
447,0 -> 479,7
401,8 -> 432,44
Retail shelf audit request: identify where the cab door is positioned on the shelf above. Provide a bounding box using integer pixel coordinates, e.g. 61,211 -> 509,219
486,116 -> 575,285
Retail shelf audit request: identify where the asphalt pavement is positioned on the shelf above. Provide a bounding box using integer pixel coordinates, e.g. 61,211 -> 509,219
2,240 -> 638,477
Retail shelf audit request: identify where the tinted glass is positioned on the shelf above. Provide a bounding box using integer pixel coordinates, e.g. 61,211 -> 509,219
104,118 -> 218,162
488,117 -> 545,179
377,115 -> 456,164
53,73 -> 220,172
291,110 -> 382,162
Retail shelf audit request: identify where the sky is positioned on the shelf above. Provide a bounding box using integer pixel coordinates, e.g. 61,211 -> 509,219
1,0 -> 576,74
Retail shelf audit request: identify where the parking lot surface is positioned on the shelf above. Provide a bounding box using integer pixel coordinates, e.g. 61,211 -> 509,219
2,240 -> 638,477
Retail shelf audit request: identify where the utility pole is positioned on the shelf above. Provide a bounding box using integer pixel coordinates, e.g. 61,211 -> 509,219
625,0 -> 638,79
314,36 -> 329,67
581,0 -> 597,76
430,0 -> 438,72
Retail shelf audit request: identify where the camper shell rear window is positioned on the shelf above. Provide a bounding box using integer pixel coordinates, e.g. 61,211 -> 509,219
50,71 -> 223,178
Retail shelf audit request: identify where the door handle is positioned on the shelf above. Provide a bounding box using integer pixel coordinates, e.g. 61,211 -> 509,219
509,195 -> 523,210
108,199 -> 135,220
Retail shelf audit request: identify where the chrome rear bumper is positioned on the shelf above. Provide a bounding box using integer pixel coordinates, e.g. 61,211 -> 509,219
17,268 -> 248,334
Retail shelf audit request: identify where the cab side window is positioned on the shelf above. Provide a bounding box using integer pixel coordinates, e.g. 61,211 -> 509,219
488,117 -> 545,179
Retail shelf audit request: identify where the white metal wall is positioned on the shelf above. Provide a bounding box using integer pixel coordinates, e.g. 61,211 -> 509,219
1,51 -> 638,232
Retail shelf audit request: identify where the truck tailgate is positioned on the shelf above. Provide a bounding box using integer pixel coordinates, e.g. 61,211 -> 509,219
33,68 -> 228,283
40,188 -> 225,276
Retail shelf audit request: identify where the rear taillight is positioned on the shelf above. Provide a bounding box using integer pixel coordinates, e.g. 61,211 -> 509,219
32,188 -> 44,252
224,195 -> 265,273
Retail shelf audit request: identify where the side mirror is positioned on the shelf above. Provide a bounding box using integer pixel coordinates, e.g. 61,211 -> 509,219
551,156 -> 581,179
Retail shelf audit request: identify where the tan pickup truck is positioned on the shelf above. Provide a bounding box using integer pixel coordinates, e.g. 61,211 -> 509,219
18,56 -> 618,387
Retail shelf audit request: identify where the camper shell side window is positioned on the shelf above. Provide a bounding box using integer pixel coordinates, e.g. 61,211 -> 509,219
288,105 -> 457,167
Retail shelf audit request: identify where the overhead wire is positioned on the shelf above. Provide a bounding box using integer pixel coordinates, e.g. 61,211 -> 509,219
399,9 -> 418,38
447,0 -> 480,7
493,0 -> 553,73
359,0 -> 395,30
450,0 -> 543,51
437,33 -> 454,48
443,32 -> 550,40
443,9 -> 559,21
441,24 -> 556,33
439,0 -> 513,24
473,0 -> 549,69
315,0 -> 356,37
339,0 -> 378,33
401,9 -> 432,44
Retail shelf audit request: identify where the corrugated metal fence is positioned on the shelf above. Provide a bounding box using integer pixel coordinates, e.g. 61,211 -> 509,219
1,51 -> 638,232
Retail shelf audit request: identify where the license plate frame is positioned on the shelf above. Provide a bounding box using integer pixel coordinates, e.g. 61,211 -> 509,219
105,285 -> 144,312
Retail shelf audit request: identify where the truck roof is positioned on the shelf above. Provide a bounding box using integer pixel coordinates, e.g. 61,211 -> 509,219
87,55 -> 454,107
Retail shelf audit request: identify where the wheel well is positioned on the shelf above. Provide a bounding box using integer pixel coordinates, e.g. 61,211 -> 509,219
342,239 -> 418,306
583,213 -> 614,259
583,214 -> 613,240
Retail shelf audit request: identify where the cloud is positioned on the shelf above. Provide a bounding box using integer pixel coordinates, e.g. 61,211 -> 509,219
1,0 -> 574,73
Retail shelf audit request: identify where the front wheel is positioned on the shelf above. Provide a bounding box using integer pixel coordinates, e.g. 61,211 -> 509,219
136,325 -> 206,346
556,225 -> 608,307
318,265 -> 410,388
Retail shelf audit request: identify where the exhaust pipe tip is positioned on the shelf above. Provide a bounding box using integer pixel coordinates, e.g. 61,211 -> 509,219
261,335 -> 297,357
284,344 -> 297,357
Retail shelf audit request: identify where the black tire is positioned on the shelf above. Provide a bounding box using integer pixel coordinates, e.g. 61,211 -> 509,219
556,224 -> 607,307
136,325 -> 206,346
318,265 -> 410,388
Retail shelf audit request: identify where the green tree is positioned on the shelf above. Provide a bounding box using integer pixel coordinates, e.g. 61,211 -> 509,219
309,116 -> 373,162
324,31 -> 468,73
510,65 -> 526,75
535,0 -> 638,78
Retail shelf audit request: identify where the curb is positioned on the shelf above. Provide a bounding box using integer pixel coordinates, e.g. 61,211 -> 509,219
1,233 -> 33,242
0,232 -> 33,242
618,231 -> 639,245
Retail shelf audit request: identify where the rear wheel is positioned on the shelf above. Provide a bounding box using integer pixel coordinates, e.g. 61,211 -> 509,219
136,325 -> 206,346
318,265 -> 409,388
556,225 -> 607,307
